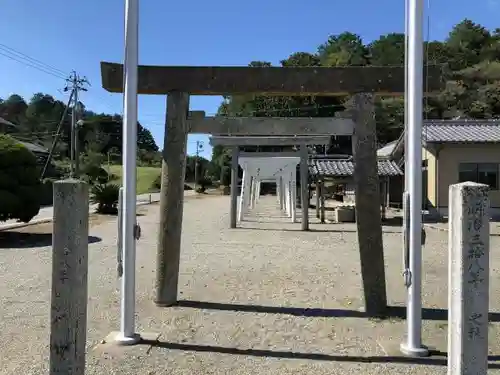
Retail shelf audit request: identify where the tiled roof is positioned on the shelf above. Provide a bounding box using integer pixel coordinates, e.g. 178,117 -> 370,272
17,140 -> 49,154
381,119 -> 500,161
0,117 -> 17,127
309,159 -> 403,177
377,140 -> 398,158
423,120 -> 500,143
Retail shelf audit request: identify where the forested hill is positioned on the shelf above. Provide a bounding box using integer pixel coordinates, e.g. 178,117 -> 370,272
0,93 -> 159,164
212,19 -> 500,170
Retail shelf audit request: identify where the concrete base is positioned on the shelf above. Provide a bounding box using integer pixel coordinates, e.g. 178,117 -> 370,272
399,342 -> 430,357
98,331 -> 160,348
377,338 -> 433,358
114,333 -> 142,346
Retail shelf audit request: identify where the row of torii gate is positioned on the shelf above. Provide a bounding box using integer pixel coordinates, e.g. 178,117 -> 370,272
210,136 -> 331,231
236,154 -> 300,225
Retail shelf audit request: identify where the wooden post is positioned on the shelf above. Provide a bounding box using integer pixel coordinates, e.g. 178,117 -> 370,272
448,182 -> 489,375
351,93 -> 388,315
50,179 -> 89,375
320,179 -> 326,223
229,146 -> 239,228
380,178 -> 387,221
315,181 -> 320,219
156,91 -> 190,307
386,178 -> 390,208
300,144 -> 309,231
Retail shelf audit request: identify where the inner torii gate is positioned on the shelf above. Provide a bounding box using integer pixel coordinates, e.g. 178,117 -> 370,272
100,62 -> 443,317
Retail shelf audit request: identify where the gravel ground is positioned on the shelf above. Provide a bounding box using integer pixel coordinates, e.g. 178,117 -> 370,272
2,194 -> 500,374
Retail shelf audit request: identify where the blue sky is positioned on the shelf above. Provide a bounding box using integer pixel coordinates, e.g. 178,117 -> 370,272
0,0 -> 497,159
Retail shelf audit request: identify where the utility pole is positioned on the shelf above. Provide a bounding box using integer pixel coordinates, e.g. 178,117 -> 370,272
66,71 -> 89,178
40,91 -> 74,179
193,140 -> 204,191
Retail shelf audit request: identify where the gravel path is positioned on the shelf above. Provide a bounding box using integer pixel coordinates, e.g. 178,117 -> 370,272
2,194 -> 500,374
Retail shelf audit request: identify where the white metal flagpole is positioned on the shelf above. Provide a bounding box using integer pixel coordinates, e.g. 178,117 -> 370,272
400,0 -> 428,357
404,0 -> 409,191
115,0 -> 140,345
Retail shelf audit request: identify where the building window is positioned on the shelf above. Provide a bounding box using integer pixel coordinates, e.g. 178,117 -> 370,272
458,163 -> 498,189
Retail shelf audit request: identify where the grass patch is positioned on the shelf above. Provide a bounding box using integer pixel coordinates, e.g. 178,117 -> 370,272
108,165 -> 161,194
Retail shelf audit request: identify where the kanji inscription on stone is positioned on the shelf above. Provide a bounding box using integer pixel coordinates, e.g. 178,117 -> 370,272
448,182 -> 490,375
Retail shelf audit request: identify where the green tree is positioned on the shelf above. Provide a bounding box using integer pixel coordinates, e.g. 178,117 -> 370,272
446,19 -> 494,70
0,94 -> 28,126
368,33 -> 405,66
0,134 -> 41,222
318,32 -> 369,66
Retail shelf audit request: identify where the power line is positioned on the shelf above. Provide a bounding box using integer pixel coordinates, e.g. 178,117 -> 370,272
0,43 -> 68,76
0,49 -> 67,80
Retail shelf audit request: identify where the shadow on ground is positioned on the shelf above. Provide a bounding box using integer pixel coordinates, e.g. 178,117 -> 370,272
381,217 -> 403,226
143,300 -> 500,367
141,339 -> 500,368
173,300 -> 500,322
0,232 -> 101,249
236,226 -> 401,234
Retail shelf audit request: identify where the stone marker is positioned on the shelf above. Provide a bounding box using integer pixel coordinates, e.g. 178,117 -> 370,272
50,179 -> 89,375
448,182 -> 490,375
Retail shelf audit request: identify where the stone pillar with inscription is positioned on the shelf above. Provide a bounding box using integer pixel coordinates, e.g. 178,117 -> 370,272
50,179 -> 89,375
448,182 -> 490,375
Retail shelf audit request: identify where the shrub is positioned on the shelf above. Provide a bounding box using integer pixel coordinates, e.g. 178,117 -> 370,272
81,163 -> 109,185
151,174 -> 161,190
90,184 -> 119,215
197,177 -> 213,189
0,134 -> 41,222
151,174 -> 194,191
40,178 -> 56,206
220,166 -> 231,186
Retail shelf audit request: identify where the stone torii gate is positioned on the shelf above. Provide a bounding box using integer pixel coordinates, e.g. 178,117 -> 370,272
100,61 -> 443,315
209,135 -> 332,231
